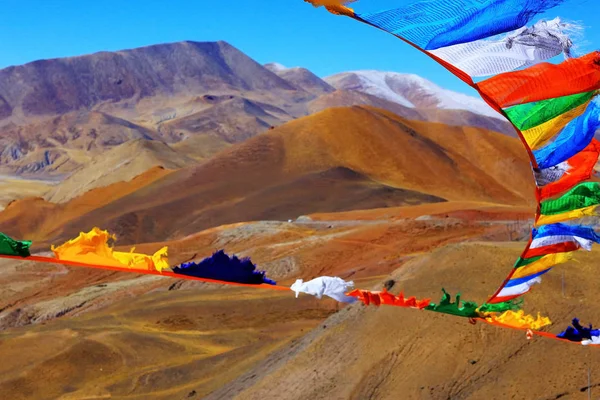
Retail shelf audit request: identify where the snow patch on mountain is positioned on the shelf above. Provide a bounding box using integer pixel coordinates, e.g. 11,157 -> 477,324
264,62 -> 288,72
325,70 -> 502,120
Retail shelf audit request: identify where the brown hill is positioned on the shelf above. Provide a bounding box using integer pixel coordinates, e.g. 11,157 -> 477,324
0,176 -> 55,211
421,108 -> 519,138
308,89 -> 425,121
311,89 -> 516,135
0,276 -> 340,400
206,242 -> 600,400
0,165 -> 174,243
266,63 -> 336,96
4,203 -> 591,400
169,133 -> 231,162
0,106 -> 533,246
0,111 -> 162,176
44,139 -> 195,203
159,97 -> 291,144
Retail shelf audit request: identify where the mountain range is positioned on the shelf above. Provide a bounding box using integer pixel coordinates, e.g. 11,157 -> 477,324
0,40 -> 514,180
0,105 -> 532,248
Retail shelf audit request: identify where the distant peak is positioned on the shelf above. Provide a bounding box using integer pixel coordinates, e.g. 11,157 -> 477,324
324,70 -> 502,120
328,70 -> 422,81
264,62 -> 288,72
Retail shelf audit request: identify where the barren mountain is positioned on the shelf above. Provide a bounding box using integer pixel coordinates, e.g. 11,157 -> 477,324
0,111 -> 160,176
0,41 -> 300,121
0,41 -> 519,177
325,71 -> 515,134
0,176 -> 55,211
325,70 -> 498,116
0,106 -> 532,247
159,96 -> 291,144
308,89 -> 516,135
0,41 -> 313,176
169,134 -> 231,162
308,89 -> 426,121
0,164 -> 175,244
265,63 -> 336,96
44,139 -> 195,203
0,138 -> 194,215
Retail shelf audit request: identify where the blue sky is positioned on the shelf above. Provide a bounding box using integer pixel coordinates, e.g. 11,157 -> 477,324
0,0 -> 598,96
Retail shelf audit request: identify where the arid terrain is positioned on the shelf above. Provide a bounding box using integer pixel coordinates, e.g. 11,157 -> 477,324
0,40 -> 596,400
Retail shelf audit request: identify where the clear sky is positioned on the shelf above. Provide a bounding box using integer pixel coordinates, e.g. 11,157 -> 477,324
0,0 -> 598,96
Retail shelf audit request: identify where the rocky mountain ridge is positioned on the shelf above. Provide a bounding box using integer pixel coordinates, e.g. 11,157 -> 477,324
0,41 -> 515,177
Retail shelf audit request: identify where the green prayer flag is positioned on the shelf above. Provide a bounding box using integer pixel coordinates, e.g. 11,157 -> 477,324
0,232 -> 31,257
540,182 -> 600,216
424,288 -> 480,318
478,299 -> 523,314
514,256 -> 543,269
505,91 -> 597,131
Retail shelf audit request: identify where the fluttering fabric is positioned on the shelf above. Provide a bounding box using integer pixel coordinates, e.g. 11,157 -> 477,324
523,241 -> 582,258
582,337 -> 600,345
507,252 -> 572,276
492,276 -> 542,301
477,300 -> 523,314
521,226 -> 596,257
307,0 -> 600,315
424,289 -> 519,317
114,247 -> 170,272
0,232 -> 31,257
424,288 -> 482,318
477,52 -> 600,107
347,288 -> 431,308
486,310 -> 552,330
533,101 -> 600,169
533,162 -> 571,187
529,234 -> 594,252
0,225 -> 596,347
291,276 -> 356,303
309,0 -> 600,312
490,252 -> 574,302
51,227 -> 169,272
172,250 -> 276,285
511,253 -> 573,279
430,18 -> 576,77
533,223 -> 600,245
557,318 -> 600,342
537,182 -> 600,225
505,91 -> 597,131
346,286 -> 521,318
2,0 -> 600,349
521,101 -> 591,150
489,223 -> 600,301
536,139 -> 600,200
357,0 -> 564,51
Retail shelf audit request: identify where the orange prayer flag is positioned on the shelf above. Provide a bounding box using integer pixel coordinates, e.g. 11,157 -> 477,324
477,52 -> 600,108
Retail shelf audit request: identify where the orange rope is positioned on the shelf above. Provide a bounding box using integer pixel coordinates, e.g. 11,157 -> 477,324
4,254 -> 600,345
0,254 -> 291,291
478,317 -> 600,346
